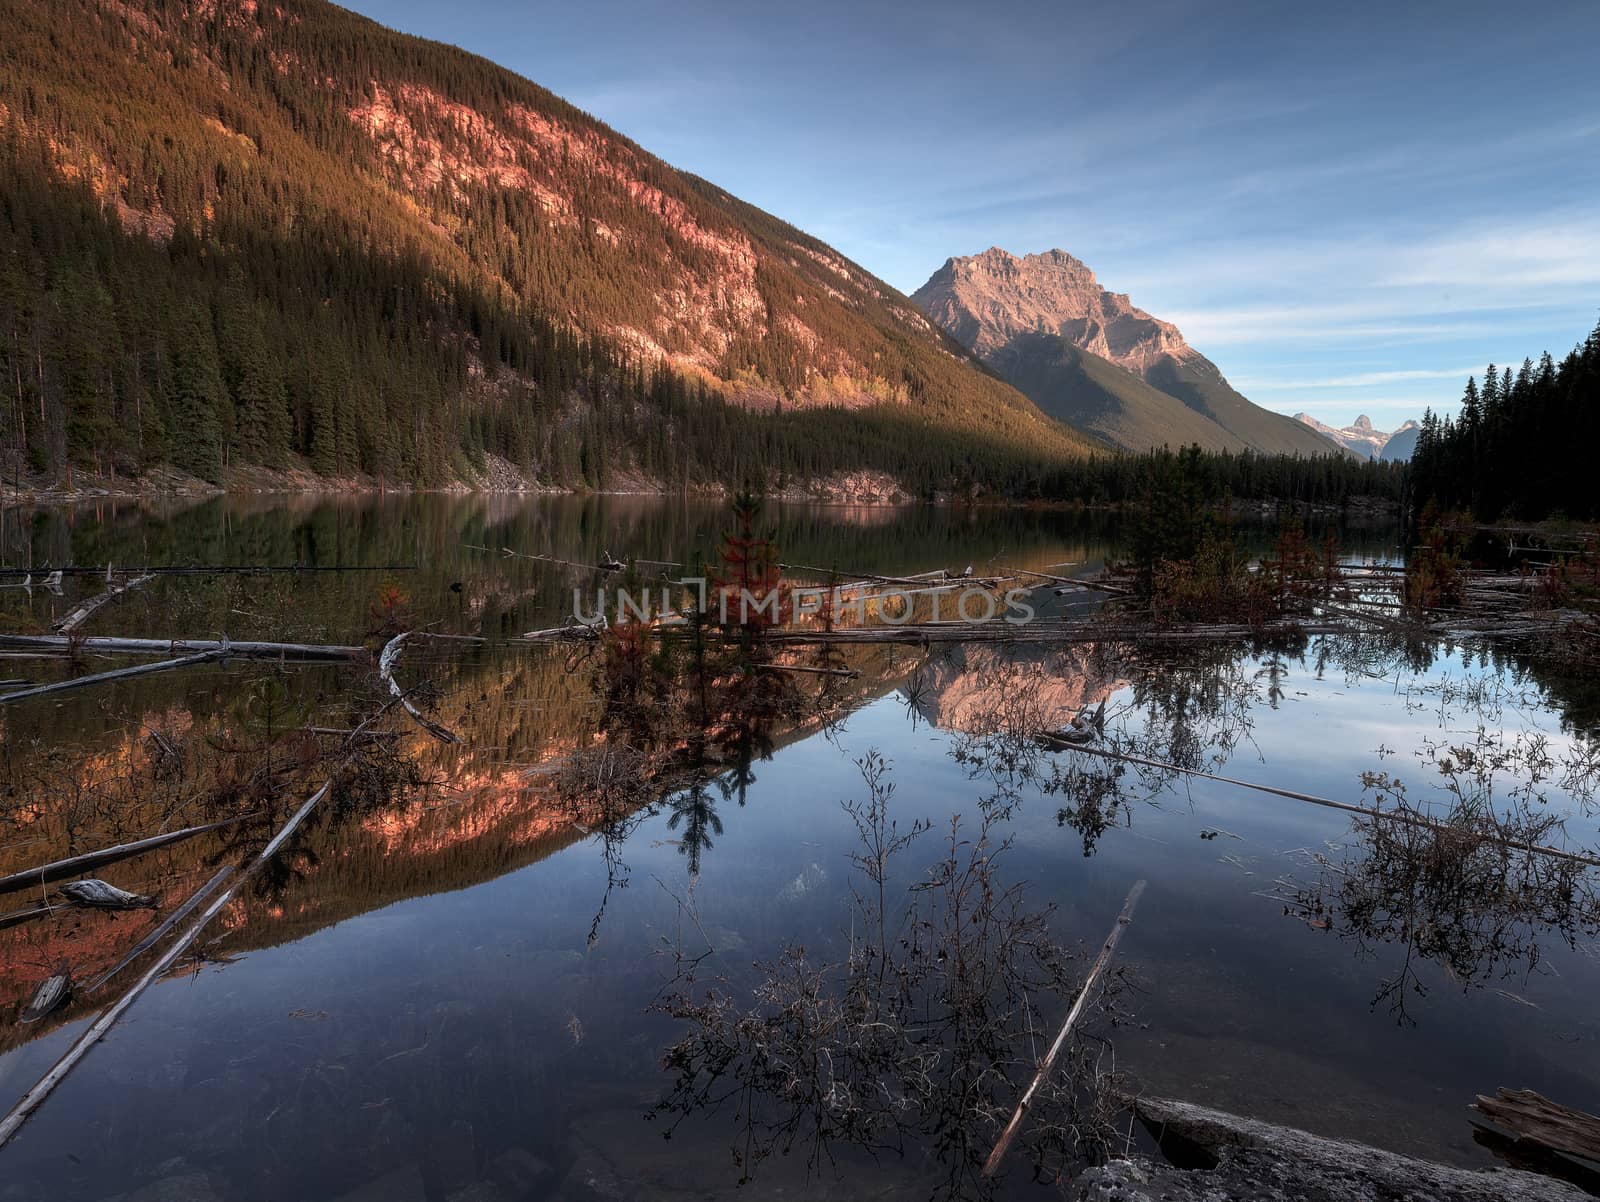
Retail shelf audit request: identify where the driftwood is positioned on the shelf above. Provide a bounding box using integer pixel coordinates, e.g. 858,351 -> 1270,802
378,632 -> 461,745
0,777 -> 335,1149
52,573 -> 154,634
0,814 -> 250,896
0,648 -> 228,706
983,879 -> 1147,1176
1118,1094 -> 1587,1201
1045,743 -> 1600,870
85,866 -> 234,995
0,634 -> 364,660
20,966 -> 71,1024
1472,1088 -> 1600,1163
58,880 -> 155,910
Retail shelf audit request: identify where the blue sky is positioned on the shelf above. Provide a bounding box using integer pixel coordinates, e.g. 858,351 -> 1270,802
346,0 -> 1600,428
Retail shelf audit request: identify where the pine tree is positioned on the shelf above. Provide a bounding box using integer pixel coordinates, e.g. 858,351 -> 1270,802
168,299 -> 226,480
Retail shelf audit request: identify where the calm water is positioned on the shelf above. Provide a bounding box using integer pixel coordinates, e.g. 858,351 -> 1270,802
1,495 -> 1595,1202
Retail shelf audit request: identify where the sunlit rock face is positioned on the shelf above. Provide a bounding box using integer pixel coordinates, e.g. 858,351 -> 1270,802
913,248 -> 1340,456
915,248 -> 1196,374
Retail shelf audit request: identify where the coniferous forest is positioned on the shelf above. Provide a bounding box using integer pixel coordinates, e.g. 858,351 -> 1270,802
1408,320 -> 1600,521
0,0 -> 1405,510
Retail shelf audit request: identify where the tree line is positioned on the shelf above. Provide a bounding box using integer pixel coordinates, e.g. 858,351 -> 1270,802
1408,319 -> 1600,521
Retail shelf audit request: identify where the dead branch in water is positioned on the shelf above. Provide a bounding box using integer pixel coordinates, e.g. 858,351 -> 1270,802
84,866 -> 235,995
0,814 -> 253,896
0,776 -> 337,1149
983,879 -> 1147,1176
378,632 -> 461,744
1046,743 -> 1600,870
52,573 -> 154,634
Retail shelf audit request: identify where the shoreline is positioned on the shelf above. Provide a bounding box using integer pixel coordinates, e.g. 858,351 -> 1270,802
0,476 -> 1403,521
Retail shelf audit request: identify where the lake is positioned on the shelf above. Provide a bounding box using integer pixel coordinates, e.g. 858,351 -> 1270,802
1,495 -> 1596,1202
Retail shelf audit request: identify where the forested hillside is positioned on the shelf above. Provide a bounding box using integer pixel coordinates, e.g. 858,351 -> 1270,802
0,0 -> 1099,495
1408,320 -> 1600,520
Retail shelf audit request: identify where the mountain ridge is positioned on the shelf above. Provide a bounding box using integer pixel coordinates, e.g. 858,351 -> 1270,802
1294,413 -> 1420,460
912,248 -> 1341,457
0,0 -> 1100,496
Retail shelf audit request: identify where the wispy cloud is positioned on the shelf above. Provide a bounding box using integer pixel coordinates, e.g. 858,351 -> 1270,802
1234,366 -> 1488,390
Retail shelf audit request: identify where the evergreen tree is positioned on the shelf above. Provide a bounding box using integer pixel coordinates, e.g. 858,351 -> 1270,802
168,299 -> 226,480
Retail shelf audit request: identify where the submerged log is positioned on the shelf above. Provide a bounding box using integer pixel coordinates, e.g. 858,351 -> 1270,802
984,879 -> 1146,1176
0,777 -> 336,1148
85,866 -> 234,995
52,572 -> 154,634
0,814 -> 250,897
0,648 -> 228,705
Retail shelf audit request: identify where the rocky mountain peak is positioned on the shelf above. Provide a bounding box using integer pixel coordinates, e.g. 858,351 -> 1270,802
911,246 -> 1190,372
912,247 -> 1343,457
1294,412 -> 1421,460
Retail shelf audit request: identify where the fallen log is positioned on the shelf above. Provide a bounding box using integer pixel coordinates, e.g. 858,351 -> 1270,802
52,573 -> 154,634
85,866 -> 234,995
0,648 -> 228,706
983,878 -> 1146,1176
0,564 -> 415,578
0,634 -> 364,660
1472,1088 -> 1600,1163
0,777 -> 335,1149
1114,1094 -> 1586,1201
0,814 -> 251,896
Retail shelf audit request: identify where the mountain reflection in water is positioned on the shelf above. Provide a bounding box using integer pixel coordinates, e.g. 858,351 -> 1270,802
0,496 -> 1597,1201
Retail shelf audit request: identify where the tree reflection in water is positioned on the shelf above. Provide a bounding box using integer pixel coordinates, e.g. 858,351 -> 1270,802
1281,725 -> 1600,1026
966,634 -> 1600,1027
650,753 -> 1129,1200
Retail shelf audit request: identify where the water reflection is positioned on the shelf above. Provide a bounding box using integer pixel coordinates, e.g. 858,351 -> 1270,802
3,497 -> 1600,1200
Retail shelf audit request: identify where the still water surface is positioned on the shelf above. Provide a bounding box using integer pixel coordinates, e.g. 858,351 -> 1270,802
0,496 -> 1596,1201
